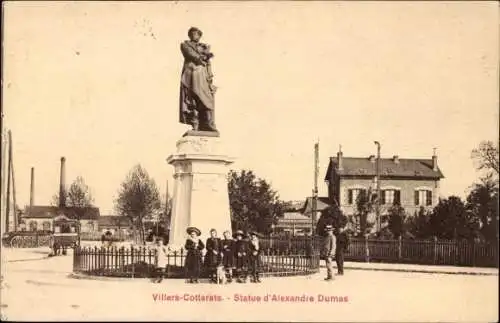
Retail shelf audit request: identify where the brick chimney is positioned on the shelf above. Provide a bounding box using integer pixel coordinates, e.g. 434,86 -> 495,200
29,167 -> 35,210
393,155 -> 399,164
59,157 -> 66,207
432,148 -> 438,171
337,145 -> 343,170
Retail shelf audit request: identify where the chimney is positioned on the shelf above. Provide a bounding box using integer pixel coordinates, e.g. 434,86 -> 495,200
393,155 -> 399,164
29,167 -> 35,210
369,155 -> 376,162
59,157 -> 66,207
432,148 -> 438,171
337,145 -> 343,170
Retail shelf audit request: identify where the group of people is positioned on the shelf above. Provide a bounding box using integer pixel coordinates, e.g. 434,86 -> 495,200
154,227 -> 262,284
322,225 -> 349,281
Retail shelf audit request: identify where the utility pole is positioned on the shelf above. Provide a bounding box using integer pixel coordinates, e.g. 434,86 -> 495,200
312,141 -> 319,235
374,141 -> 381,232
1,129 -> 7,236
10,131 -> 18,231
5,131 -> 12,232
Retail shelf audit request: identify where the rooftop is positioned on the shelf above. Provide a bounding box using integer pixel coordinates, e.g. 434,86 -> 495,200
325,157 -> 444,180
23,205 -> 100,220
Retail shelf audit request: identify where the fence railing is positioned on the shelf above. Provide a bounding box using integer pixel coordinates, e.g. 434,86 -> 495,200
73,237 -> 322,278
344,237 -> 498,268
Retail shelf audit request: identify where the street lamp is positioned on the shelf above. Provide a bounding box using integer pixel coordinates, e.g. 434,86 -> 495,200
374,141 -> 381,232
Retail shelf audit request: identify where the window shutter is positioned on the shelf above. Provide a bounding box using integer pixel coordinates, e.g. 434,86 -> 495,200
414,191 -> 419,205
348,189 -> 353,204
380,190 -> 386,205
394,190 -> 401,205
426,190 -> 432,206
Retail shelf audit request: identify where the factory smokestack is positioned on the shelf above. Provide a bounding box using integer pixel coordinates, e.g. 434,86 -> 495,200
30,167 -> 35,210
59,157 -> 66,208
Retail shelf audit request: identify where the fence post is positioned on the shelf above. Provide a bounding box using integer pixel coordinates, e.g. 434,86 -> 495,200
398,236 -> 402,260
364,237 -> 370,263
433,236 -> 438,265
131,246 -> 135,278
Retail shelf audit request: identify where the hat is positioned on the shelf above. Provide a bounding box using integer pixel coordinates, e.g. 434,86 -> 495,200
325,225 -> 334,231
233,230 -> 245,238
188,27 -> 203,38
186,227 -> 201,236
249,231 -> 262,238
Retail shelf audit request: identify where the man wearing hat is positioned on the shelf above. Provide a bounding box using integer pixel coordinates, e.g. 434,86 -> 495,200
184,227 -> 205,283
248,231 -> 262,283
322,225 -> 337,281
233,230 -> 248,283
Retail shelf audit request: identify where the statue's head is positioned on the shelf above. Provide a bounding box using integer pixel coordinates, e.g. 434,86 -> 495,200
188,27 -> 203,42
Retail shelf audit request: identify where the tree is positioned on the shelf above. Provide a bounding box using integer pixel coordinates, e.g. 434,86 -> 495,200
315,204 -> 347,236
51,176 -> 94,208
353,188 -> 376,237
50,176 -> 94,243
228,170 -> 286,234
466,175 -> 499,242
471,140 -> 499,177
406,206 -> 431,239
428,196 -> 478,240
114,165 -> 161,245
387,205 -> 406,239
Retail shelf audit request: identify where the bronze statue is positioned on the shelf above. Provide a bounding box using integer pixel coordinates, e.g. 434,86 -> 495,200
179,27 -> 218,133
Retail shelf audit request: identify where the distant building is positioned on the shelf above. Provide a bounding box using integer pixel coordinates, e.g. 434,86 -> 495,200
325,148 -> 444,218
98,215 -> 133,234
21,205 -> 100,232
275,212 -> 315,235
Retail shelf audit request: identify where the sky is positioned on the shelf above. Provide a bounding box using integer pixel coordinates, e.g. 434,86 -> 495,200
2,1 -> 499,214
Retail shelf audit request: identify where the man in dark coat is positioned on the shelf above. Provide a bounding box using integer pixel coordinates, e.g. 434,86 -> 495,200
322,225 -> 336,281
205,228 -> 222,283
335,226 -> 349,276
248,231 -> 262,283
233,230 -> 248,283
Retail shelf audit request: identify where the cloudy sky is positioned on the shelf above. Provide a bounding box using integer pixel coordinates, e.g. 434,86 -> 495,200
3,1 -> 498,214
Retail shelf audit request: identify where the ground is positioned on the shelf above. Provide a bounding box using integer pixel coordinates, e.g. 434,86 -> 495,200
0,247 -> 498,322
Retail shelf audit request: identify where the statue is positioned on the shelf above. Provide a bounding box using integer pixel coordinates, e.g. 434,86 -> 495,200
179,27 -> 218,133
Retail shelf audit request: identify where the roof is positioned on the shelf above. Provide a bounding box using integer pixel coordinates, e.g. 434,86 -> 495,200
23,205 -> 100,220
98,215 -> 132,227
301,197 -> 331,215
325,157 -> 444,180
276,212 -> 316,228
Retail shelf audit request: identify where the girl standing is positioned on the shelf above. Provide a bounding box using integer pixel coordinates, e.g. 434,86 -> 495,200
205,229 -> 222,283
221,230 -> 235,283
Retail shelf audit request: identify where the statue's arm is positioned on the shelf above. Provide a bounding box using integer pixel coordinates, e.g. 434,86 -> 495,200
180,42 -> 204,65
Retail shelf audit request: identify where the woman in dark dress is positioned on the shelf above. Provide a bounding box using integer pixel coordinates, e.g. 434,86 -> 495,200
205,229 -> 222,283
184,227 -> 204,283
233,230 -> 248,283
221,230 -> 235,283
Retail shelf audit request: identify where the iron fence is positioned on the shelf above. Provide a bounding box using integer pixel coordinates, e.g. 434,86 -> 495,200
344,237 -> 498,268
73,237 -> 322,278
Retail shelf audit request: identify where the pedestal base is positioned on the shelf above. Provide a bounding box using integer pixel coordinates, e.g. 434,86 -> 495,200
167,135 -> 234,251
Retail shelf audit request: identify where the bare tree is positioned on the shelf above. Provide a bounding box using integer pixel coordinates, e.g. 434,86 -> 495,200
114,165 -> 161,245
471,140 -> 499,177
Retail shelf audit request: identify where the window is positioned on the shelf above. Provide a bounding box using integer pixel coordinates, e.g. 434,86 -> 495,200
382,190 -> 401,205
347,189 -> 366,205
415,190 -> 432,206
42,221 -> 51,231
29,221 -> 38,231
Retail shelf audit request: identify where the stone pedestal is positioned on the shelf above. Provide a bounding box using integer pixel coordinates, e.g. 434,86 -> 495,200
166,134 -> 233,251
